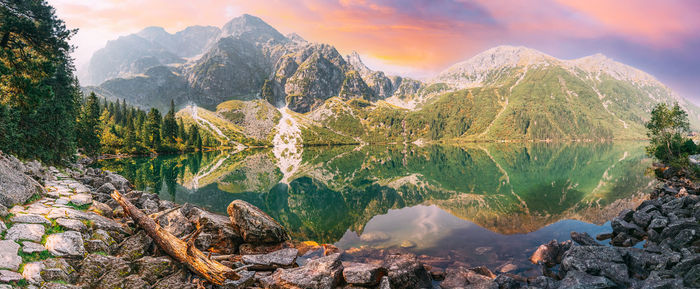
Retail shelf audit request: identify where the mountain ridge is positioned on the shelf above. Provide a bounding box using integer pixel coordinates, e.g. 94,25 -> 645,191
81,14 -> 700,144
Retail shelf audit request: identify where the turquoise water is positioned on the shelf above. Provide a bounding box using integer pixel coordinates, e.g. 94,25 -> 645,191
98,142 -> 654,275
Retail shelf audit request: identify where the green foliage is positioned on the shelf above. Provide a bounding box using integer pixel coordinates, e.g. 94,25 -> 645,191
161,99 -> 178,143
77,92 -> 101,156
0,0 -> 81,163
645,103 -> 694,165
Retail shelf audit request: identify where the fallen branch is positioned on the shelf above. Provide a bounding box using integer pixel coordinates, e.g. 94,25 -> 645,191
111,190 -> 240,285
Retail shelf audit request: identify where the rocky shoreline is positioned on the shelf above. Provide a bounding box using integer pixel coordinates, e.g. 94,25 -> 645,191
0,151 -> 698,288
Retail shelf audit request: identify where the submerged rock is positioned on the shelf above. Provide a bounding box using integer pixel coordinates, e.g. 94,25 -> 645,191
383,253 -> 432,289
227,200 -> 289,244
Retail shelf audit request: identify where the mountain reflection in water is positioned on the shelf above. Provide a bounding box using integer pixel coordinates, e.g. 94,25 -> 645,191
98,142 -> 654,274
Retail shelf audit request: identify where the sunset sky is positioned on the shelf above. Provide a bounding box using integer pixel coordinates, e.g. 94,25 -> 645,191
48,0 -> 700,102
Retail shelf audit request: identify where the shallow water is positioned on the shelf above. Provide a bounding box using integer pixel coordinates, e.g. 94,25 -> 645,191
97,142 -> 654,275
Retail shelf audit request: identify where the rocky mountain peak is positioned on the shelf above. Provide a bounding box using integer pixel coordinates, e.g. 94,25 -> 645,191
221,14 -> 286,43
136,26 -> 169,40
570,53 -> 660,85
345,51 -> 372,77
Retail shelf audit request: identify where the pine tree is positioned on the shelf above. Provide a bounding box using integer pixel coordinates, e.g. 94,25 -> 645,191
146,108 -> 162,149
161,99 -> 177,143
77,92 -> 101,156
0,0 -> 81,163
177,118 -> 186,142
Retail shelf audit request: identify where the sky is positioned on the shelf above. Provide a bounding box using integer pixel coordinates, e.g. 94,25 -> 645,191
49,0 -> 700,103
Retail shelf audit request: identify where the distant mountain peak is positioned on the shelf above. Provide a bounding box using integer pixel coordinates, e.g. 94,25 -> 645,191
346,51 -> 372,75
221,14 -> 285,43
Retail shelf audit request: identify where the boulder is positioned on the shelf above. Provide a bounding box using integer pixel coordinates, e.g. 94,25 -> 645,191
183,204 -> 243,254
266,253 -> 343,289
342,262 -> 388,287
0,240 -> 22,271
0,152 -> 45,207
96,182 -> 116,196
227,200 -> 289,244
561,246 -> 629,286
69,193 -> 92,206
40,258 -> 77,283
383,253 -> 432,289
242,248 -> 298,270
558,270 -> 617,289
45,231 -> 86,257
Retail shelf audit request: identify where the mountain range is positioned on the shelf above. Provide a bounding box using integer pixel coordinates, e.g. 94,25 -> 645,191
82,14 -> 700,145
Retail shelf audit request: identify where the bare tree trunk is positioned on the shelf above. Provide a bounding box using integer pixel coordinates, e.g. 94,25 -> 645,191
111,190 -> 240,285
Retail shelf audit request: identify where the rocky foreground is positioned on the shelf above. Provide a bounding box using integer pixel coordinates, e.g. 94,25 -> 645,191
0,150 -> 698,289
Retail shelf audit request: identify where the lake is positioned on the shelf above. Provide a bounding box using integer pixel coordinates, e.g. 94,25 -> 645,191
97,142 -> 655,276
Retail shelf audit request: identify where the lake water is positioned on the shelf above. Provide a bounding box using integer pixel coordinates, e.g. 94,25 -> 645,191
97,142 -> 654,275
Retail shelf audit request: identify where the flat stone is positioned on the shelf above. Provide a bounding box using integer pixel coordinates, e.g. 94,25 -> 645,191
242,248 -> 299,270
10,213 -> 51,225
0,269 -> 22,282
45,231 -> 86,257
22,241 -> 47,254
268,253 -> 343,289
0,240 -> 22,271
69,193 -> 92,206
47,207 -> 123,232
25,203 -> 51,215
5,223 -> 45,242
343,262 -> 388,286
56,218 -> 87,232
55,198 -> 69,205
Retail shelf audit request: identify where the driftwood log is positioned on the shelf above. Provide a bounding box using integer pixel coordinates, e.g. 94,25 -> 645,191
111,190 -> 240,285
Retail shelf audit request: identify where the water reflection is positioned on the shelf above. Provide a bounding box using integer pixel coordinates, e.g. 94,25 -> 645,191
98,142 -> 654,273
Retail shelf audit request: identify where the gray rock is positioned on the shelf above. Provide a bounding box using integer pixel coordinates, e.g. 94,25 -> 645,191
611,217 -> 645,238
45,231 -> 86,257
529,240 -> 572,267
69,193 -> 92,206
41,258 -> 76,283
0,220 -> 4,234
5,223 -> 45,242
494,274 -> 521,289
0,269 -> 22,282
77,253 -> 129,286
22,261 -> 44,284
648,217 -> 669,231
10,213 -> 51,225
55,218 -> 87,232
0,240 -> 22,271
441,266 -> 497,289
342,262 -> 388,286
242,248 -> 298,270
135,256 -> 177,284
633,210 -> 653,228
152,270 -> 197,289
383,253 -> 433,289
0,204 -> 7,217
184,204 -> 242,254
528,276 -> 558,289
268,253 -> 343,289
105,172 -> 131,192
559,270 -> 617,289
47,207 -> 123,232
84,239 -> 109,253
570,232 -> 602,246
222,270 -> 255,288
117,230 -> 153,260
155,206 -> 193,237
561,246 -> 629,287
0,152 -> 45,207
96,182 -> 116,195
22,241 -> 47,254
380,276 -> 391,289
227,200 -> 289,244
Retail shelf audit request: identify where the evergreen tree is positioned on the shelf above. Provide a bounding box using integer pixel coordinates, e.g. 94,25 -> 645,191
0,0 -> 81,163
161,99 -> 177,143
77,92 -> 101,156
177,118 -> 186,142
145,108 -> 162,149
